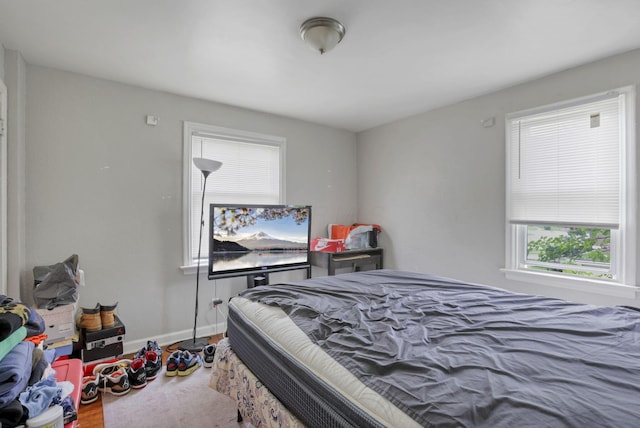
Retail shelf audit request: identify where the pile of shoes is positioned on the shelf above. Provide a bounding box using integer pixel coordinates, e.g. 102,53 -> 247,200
77,302 -> 118,332
164,343 -> 216,376
79,340 -> 219,405
80,340 -> 163,404
133,340 -> 163,383
165,350 -> 202,377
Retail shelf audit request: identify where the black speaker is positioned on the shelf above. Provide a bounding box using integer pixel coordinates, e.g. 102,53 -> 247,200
368,230 -> 378,248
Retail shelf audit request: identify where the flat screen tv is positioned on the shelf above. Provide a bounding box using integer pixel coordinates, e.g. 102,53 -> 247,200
208,204 -> 312,279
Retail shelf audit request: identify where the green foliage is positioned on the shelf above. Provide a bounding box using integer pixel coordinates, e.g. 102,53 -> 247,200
527,227 -> 610,264
214,207 -> 308,236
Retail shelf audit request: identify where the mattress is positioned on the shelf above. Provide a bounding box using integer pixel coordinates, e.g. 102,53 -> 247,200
227,269 -> 640,427
228,295 -> 419,427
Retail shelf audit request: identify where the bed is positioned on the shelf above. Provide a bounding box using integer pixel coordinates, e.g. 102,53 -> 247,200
209,269 -> 640,427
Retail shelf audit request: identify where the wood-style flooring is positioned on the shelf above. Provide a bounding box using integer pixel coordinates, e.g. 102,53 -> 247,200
76,334 -> 222,428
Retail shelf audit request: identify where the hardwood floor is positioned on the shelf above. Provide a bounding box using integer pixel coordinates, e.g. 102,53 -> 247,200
76,335 -> 222,427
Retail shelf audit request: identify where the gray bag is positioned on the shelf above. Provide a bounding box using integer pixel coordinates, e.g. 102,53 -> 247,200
33,254 -> 80,309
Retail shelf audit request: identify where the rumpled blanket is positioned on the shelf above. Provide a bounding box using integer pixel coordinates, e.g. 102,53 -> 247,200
240,270 -> 640,428
0,341 -> 34,408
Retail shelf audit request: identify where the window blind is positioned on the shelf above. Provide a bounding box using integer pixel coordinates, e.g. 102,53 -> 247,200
191,136 -> 281,261
508,94 -> 623,228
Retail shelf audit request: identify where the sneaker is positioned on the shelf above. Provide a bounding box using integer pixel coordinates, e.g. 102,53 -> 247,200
146,340 -> 162,356
92,359 -> 131,380
178,350 -> 201,376
60,396 -> 77,424
127,357 -> 147,389
80,376 -> 99,404
98,367 -> 131,396
144,350 -> 162,381
93,360 -> 132,396
134,340 -> 163,360
165,351 -> 181,377
203,344 -> 216,368
134,340 -> 163,380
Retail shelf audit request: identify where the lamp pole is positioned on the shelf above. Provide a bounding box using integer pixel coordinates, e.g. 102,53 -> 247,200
179,158 -> 222,353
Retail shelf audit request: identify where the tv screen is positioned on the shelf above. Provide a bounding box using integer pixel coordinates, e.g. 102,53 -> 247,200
208,204 -> 312,279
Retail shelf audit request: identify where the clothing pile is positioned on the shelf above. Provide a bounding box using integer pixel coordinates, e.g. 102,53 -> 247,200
0,295 -> 77,427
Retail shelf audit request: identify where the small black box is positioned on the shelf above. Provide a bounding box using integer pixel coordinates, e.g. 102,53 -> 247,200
81,341 -> 124,362
80,315 -> 126,362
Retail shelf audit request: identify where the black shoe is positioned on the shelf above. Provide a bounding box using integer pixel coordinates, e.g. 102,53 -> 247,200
128,357 -> 147,389
144,350 -> 162,380
203,344 -> 216,368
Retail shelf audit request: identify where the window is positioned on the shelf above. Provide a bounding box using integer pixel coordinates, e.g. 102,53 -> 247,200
505,88 -> 636,295
182,122 -> 285,269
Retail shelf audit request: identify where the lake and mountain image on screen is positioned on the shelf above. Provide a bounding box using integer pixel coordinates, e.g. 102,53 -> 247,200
211,206 -> 311,273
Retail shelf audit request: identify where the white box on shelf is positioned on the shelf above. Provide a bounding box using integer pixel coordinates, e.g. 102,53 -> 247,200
35,303 -> 76,344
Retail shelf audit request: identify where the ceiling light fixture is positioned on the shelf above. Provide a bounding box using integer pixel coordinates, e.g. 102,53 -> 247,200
299,17 -> 345,55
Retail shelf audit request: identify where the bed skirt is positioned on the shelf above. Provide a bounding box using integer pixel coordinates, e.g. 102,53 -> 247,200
209,337 -> 304,428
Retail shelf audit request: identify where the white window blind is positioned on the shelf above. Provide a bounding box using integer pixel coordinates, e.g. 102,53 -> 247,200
508,93 -> 623,228
186,124 -> 284,265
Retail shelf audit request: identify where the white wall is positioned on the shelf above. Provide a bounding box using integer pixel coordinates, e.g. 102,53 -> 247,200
358,48 -> 640,308
23,66 -> 357,349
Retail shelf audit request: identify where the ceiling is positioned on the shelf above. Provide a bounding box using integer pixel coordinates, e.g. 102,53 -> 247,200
2,0 -> 640,132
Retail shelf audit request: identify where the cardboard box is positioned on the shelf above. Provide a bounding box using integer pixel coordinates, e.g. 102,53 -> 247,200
36,304 -> 76,344
46,338 -> 74,359
310,238 -> 345,253
80,315 -> 125,362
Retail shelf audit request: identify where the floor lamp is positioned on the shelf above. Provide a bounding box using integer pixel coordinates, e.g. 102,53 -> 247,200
179,157 -> 222,353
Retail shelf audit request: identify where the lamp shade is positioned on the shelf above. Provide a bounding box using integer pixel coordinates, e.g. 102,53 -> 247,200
300,17 -> 345,54
193,157 -> 222,178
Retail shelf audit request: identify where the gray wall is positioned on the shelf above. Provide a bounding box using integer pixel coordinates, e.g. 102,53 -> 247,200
0,43 -> 4,81
21,66 -> 357,351
4,49 -> 27,301
358,48 -> 640,308
5,40 -> 640,352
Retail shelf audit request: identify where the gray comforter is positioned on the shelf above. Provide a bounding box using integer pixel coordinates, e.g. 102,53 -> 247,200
239,269 -> 640,427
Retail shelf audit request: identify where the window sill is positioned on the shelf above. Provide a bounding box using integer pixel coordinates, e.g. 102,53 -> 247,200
179,263 -> 206,276
501,268 -> 638,299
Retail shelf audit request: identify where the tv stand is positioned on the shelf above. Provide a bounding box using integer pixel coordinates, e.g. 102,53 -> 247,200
245,264 -> 312,288
311,248 -> 383,275
247,273 -> 270,288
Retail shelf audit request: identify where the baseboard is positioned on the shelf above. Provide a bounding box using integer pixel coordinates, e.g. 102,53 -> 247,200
122,321 -> 226,355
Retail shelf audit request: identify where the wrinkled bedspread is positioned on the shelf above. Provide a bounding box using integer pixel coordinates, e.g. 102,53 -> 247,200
239,270 -> 640,427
